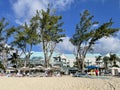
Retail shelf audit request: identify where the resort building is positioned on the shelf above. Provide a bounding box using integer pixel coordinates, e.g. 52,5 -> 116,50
21,51 -> 120,68
20,51 -> 101,68
2,49 -> 120,74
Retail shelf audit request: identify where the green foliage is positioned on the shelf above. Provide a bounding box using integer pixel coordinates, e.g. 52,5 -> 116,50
34,8 -> 65,43
103,56 -> 109,63
31,7 -> 65,67
0,18 -> 16,43
109,53 -> 120,67
11,21 -> 38,51
0,18 -> 8,45
99,53 -> 120,69
95,55 -> 102,61
0,61 -> 5,70
10,19 -> 39,67
103,56 -> 109,69
73,60 -> 81,68
0,18 -> 16,69
90,19 -> 118,44
70,10 -> 119,71
70,10 -> 98,46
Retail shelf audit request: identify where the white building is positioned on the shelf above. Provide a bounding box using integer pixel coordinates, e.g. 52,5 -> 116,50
21,51 -> 120,69
21,51 -> 101,67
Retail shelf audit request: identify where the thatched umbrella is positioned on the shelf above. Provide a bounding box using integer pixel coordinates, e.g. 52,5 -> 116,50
34,65 -> 45,70
6,67 -> 17,73
18,66 -> 30,72
52,66 -> 61,70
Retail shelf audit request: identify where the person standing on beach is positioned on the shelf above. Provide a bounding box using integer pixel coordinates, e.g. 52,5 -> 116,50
95,68 -> 99,76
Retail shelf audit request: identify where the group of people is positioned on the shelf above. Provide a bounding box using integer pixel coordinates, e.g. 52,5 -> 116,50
45,70 -> 62,77
88,68 -> 99,76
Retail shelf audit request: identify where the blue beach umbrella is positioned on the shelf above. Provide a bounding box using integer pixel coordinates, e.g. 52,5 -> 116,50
86,65 -> 99,69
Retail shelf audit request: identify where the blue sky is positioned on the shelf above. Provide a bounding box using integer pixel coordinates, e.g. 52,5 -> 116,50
0,0 -> 120,55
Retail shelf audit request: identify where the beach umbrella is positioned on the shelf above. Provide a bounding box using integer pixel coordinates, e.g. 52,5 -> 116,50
6,67 -> 16,72
19,66 -> 30,71
30,67 -> 37,70
33,65 -> 45,70
35,65 -> 43,68
6,67 -> 17,74
52,66 -> 61,70
7,67 -> 16,70
86,65 -> 99,69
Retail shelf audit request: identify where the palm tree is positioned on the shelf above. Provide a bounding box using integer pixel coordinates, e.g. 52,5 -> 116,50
95,55 -> 102,66
103,56 -> 109,70
109,53 -> 120,67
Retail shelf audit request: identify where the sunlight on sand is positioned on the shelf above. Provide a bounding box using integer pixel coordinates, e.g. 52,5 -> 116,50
0,76 -> 120,90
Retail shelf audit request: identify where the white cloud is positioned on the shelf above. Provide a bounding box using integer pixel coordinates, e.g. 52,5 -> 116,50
116,30 -> 120,38
94,37 -> 120,55
92,24 -> 99,29
55,36 -> 120,55
80,0 -> 107,4
56,37 -> 74,53
12,0 -> 47,24
50,0 -> 74,10
15,19 -> 23,25
11,0 -> 74,24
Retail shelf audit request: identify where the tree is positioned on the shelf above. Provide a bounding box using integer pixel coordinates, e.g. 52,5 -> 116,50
0,18 -> 15,68
0,61 -> 5,70
70,10 -> 119,72
10,21 -> 38,67
0,18 -> 8,68
103,56 -> 109,71
7,49 -> 20,68
95,55 -> 102,66
32,7 -> 65,68
109,53 -> 120,67
95,55 -> 102,61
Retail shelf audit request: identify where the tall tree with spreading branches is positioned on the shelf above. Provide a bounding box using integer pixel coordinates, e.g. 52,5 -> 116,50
0,18 -> 15,69
32,7 -> 65,68
10,20 -> 39,67
70,10 -> 119,72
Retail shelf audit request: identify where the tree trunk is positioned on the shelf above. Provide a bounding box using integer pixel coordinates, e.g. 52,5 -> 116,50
113,60 -> 116,66
2,49 -> 7,69
104,62 -> 108,73
81,57 -> 85,73
26,56 -> 30,67
44,59 -> 50,68
44,53 -> 48,68
76,57 -> 81,70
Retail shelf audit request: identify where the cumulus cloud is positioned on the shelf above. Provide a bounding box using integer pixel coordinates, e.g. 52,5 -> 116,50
91,24 -> 99,29
51,0 -> 74,10
116,30 -> 120,38
11,0 -> 74,24
55,37 -> 74,54
94,37 -> 120,55
80,0 -> 107,4
55,36 -> 120,54
11,0 -> 47,24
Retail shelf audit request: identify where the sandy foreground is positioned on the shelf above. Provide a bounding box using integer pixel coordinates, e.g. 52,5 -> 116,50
0,76 -> 120,90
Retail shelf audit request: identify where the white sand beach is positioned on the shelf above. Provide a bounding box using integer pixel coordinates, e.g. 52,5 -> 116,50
0,76 -> 120,90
